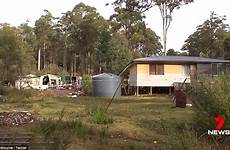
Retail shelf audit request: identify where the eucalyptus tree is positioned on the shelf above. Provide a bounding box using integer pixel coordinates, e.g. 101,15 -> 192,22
34,10 -> 55,70
111,0 -> 162,57
105,33 -> 132,74
223,32 -> 230,59
182,12 -> 229,58
0,24 -> 32,83
18,23 -> 37,73
154,0 -> 194,55
57,11 -> 72,71
67,3 -> 109,75
111,0 -> 193,56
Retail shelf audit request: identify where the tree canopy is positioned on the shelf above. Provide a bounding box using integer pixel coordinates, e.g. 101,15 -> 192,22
0,24 -> 34,83
2,1 -> 230,84
182,12 -> 229,59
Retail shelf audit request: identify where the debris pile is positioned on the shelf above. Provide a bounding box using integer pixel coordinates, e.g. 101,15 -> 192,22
67,90 -> 85,98
0,111 -> 34,126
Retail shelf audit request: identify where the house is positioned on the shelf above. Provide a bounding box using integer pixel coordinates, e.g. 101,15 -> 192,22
15,74 -> 61,90
127,56 -> 230,95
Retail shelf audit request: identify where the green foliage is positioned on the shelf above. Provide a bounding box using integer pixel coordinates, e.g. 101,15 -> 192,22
82,75 -> 92,95
223,32 -> 230,59
105,33 -> 132,74
140,28 -> 162,56
192,74 -> 230,132
182,12 -> 229,58
67,3 -> 109,75
167,49 -> 179,56
111,0 -> 162,56
0,85 -> 7,95
0,2 -> 162,77
92,106 -> 113,124
37,64 -> 69,76
166,49 -> 188,56
0,24 -> 33,83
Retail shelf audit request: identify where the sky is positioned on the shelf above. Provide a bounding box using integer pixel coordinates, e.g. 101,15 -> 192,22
0,0 -> 230,51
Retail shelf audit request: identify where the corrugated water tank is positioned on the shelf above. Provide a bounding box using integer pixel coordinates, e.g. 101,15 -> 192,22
92,73 -> 121,96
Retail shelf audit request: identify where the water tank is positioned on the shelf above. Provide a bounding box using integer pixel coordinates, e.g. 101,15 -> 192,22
92,73 -> 121,96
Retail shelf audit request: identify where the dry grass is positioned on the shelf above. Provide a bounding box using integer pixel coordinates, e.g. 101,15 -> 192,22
0,91 -> 195,149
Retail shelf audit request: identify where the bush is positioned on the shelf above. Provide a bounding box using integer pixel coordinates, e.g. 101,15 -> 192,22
192,74 -> 230,132
92,106 -> 113,124
82,75 -> 92,95
37,64 -> 69,76
0,86 -> 5,95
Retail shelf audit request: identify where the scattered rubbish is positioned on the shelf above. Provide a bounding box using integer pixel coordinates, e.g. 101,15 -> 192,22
67,90 -> 85,98
186,103 -> 192,107
0,111 -> 34,126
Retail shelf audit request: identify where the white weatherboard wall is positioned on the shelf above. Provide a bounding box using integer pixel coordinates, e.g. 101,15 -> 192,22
137,74 -> 190,87
129,64 -> 191,87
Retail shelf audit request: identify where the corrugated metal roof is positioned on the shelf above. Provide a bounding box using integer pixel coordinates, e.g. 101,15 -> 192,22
93,73 -> 119,79
133,56 -> 230,64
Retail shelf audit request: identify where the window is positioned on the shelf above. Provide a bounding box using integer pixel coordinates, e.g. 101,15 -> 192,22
149,64 -> 164,75
197,64 -> 212,75
149,64 -> 156,75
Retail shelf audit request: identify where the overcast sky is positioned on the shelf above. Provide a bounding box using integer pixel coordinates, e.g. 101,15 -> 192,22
0,0 -> 229,51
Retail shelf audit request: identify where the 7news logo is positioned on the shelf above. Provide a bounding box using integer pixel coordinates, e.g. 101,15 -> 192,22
208,116 -> 230,136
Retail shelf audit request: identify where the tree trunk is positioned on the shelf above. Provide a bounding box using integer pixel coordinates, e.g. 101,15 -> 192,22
38,49 -> 41,71
63,40 -> 67,70
79,51 -> 84,75
43,42 -> 46,69
89,52 -> 91,74
43,51 -> 46,69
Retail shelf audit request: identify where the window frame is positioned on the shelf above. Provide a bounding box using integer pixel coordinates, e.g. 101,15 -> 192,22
149,64 -> 164,75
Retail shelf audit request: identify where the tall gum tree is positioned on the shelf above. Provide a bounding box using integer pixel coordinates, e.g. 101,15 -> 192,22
154,0 -> 194,55
111,0 -> 162,57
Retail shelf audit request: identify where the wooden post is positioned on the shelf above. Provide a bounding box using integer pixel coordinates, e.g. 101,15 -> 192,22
169,87 -> 172,95
150,87 -> 153,95
136,86 -> 139,96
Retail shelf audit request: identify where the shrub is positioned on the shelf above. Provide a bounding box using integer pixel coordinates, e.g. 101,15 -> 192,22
37,64 -> 69,76
191,74 -> 230,133
82,75 -> 92,95
0,86 -> 7,95
92,106 -> 113,124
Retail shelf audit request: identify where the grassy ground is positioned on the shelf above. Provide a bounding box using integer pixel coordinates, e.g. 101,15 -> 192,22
0,90 -> 195,150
